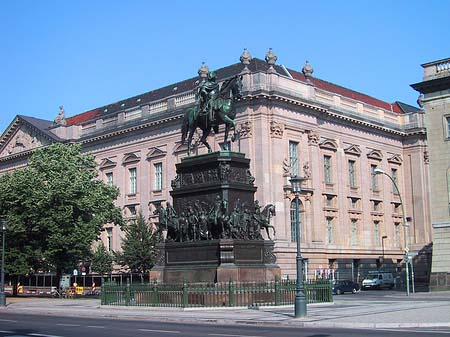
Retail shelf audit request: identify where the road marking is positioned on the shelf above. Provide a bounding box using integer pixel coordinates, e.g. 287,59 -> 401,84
0,319 -> 17,322
138,329 -> 181,334
29,333 -> 64,337
377,329 -> 450,334
86,325 -> 105,329
209,334 -> 264,337
0,331 -> 13,334
56,324 -> 80,327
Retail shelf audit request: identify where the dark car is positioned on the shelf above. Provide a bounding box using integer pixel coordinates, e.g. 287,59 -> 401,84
332,280 -> 360,295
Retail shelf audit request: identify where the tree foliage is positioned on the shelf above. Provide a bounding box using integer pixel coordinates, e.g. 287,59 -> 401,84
0,143 -> 123,281
91,242 -> 113,275
116,211 -> 159,273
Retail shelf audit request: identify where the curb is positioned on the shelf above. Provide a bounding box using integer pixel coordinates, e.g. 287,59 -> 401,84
3,306 -> 450,330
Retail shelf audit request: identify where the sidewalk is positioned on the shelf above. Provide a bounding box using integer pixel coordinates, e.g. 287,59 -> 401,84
2,291 -> 450,329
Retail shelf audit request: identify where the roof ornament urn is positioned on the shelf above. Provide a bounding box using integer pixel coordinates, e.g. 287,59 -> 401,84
240,48 -> 252,73
302,60 -> 314,79
417,94 -> 424,109
198,62 -> 209,81
265,48 -> 277,73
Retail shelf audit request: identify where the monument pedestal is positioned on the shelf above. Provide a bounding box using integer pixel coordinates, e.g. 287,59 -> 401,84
170,151 -> 257,215
150,151 -> 280,284
150,239 -> 280,283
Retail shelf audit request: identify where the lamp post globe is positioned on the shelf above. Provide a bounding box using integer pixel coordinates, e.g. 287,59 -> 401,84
0,217 -> 6,307
289,175 -> 307,318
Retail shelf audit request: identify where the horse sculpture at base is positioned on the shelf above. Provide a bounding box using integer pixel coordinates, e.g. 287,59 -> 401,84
181,75 -> 243,155
259,204 -> 276,240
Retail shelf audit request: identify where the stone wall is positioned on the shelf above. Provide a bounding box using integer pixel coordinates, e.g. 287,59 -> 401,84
430,223 -> 450,291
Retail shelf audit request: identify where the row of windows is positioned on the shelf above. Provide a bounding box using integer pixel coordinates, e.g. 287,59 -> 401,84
289,141 -> 400,192
105,163 -> 163,195
289,200 -> 401,246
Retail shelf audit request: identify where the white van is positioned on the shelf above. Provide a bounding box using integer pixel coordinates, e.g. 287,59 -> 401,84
362,271 -> 395,289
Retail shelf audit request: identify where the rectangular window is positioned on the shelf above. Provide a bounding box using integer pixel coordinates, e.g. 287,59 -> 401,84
289,141 -> 299,176
128,206 -> 137,216
371,165 -> 378,191
129,167 -> 137,195
374,221 -> 380,245
394,223 -> 400,247
154,163 -> 163,191
290,200 -> 298,242
391,168 -> 399,195
373,200 -> 382,212
350,198 -> 358,209
324,155 -> 332,184
326,195 -> 334,207
106,228 -> 113,252
348,160 -> 356,188
351,219 -> 358,246
326,217 -> 334,244
446,116 -> 450,138
106,172 -> 114,186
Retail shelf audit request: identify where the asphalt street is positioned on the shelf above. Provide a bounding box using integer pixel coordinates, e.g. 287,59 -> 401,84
0,313 -> 450,337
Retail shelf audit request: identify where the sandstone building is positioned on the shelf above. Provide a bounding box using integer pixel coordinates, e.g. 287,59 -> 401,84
412,57 -> 450,290
0,50 -> 432,282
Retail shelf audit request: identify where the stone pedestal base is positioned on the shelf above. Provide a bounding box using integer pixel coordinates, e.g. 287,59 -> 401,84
150,239 -> 280,283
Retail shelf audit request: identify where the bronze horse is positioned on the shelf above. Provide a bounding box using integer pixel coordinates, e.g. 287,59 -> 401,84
260,204 -> 276,240
181,75 -> 243,155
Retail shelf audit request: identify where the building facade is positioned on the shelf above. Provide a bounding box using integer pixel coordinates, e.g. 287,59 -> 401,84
0,50 -> 432,282
412,57 -> 450,290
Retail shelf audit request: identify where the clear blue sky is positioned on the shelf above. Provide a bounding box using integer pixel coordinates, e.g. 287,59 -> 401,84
1,0 -> 449,133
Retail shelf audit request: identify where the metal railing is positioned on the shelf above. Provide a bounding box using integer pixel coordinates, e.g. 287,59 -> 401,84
101,279 -> 332,308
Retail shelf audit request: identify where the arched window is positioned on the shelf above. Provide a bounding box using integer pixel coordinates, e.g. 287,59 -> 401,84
290,198 -> 303,242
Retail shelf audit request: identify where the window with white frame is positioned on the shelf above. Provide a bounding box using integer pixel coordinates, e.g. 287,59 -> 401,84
106,172 -> 114,186
324,155 -> 332,184
154,162 -> 163,191
129,167 -> 137,195
289,141 -> 299,176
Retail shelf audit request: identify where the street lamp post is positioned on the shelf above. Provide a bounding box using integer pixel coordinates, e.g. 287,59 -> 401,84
373,168 -> 410,296
0,217 -> 6,306
290,175 -> 307,318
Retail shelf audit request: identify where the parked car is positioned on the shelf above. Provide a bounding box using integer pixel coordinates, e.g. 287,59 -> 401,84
362,271 -> 395,290
332,280 -> 360,295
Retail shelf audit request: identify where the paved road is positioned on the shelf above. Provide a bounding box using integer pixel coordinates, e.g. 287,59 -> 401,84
1,289 -> 449,331
0,313 -> 450,337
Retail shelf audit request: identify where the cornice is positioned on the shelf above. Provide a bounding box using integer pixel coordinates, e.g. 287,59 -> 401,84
80,114 -> 183,145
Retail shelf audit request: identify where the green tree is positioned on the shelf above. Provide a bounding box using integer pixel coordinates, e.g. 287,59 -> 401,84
91,242 -> 113,275
0,143 -> 123,289
116,212 -> 159,273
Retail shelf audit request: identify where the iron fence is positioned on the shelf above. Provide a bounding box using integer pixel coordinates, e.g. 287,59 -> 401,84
101,279 -> 332,307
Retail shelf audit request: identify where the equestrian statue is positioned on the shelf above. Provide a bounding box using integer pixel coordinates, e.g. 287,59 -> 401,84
181,71 -> 243,155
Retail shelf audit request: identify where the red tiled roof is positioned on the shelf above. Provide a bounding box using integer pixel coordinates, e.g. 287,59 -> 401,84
288,68 -> 403,113
66,109 -> 102,126
65,59 -> 405,126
